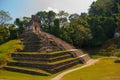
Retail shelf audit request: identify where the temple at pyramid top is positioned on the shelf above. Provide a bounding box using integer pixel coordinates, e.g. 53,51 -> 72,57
20,15 -> 90,64
25,15 -> 42,33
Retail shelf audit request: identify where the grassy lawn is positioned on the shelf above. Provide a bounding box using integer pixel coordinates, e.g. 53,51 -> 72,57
0,40 -> 23,65
0,70 -> 50,80
0,63 -> 83,80
62,58 -> 120,80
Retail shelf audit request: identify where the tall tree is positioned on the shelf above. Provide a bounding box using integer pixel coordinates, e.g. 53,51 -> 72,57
63,17 -> 92,47
87,0 -> 119,46
57,10 -> 69,28
58,10 -> 69,18
0,25 -> 9,44
47,11 -> 56,31
0,10 -> 12,25
36,11 -> 48,27
69,13 -> 79,22
36,11 -> 56,32
8,24 -> 18,40
89,0 -> 115,16
0,10 -> 12,44
14,16 -> 30,36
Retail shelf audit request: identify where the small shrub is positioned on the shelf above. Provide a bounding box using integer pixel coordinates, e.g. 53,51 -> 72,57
114,59 -> 120,63
116,49 -> 120,57
99,44 -> 116,56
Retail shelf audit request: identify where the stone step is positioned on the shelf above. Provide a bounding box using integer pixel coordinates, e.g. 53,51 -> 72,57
23,41 -> 41,44
23,46 -> 41,52
77,54 -> 91,63
48,59 -> 80,73
5,58 -> 80,74
4,66 -> 51,76
48,54 -> 90,73
12,54 -> 72,62
24,45 -> 41,47
23,37 -> 40,42
42,32 -> 85,57
7,58 -> 79,70
12,51 -> 71,58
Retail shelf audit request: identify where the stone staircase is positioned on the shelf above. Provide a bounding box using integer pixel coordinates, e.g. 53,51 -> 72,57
4,51 -> 90,75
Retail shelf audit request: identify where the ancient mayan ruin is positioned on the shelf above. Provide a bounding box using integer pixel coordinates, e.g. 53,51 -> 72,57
4,15 -> 91,75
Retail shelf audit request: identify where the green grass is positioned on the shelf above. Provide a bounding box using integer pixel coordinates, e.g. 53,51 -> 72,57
0,40 -> 23,65
91,55 -> 104,59
0,64 -> 83,80
48,50 -> 70,54
62,58 -> 120,80
5,66 -> 51,75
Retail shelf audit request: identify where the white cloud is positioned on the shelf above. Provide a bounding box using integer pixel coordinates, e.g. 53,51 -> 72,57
1,0 -> 97,21
45,7 -> 59,13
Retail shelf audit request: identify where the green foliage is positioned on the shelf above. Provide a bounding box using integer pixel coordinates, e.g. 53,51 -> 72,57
62,17 -> 92,47
89,0 -> 115,16
0,25 -> 9,44
36,11 -> 48,26
0,10 -> 12,25
14,16 -> 30,37
99,44 -> 116,56
0,24 -> 18,44
87,16 -> 116,46
87,0 -> 120,47
116,49 -> 120,57
114,4 -> 120,29
69,13 -> 79,22
36,10 -> 56,33
51,19 -> 61,37
57,10 -> 69,28
114,58 -> 120,63
57,10 -> 69,18
14,18 -> 26,35
0,10 -> 15,44
98,38 -> 120,57
8,24 -> 18,40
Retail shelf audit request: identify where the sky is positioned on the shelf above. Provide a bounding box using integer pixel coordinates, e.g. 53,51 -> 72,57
0,0 -> 96,21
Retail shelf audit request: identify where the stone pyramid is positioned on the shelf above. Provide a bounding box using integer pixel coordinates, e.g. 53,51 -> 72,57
4,15 -> 91,75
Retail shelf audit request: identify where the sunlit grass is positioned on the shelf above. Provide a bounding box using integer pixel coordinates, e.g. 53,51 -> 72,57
62,58 -> 120,80
0,40 -> 23,65
0,63 -> 83,80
